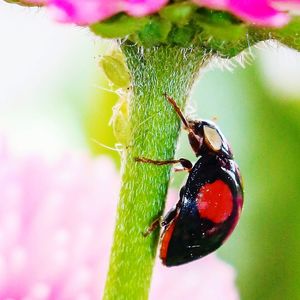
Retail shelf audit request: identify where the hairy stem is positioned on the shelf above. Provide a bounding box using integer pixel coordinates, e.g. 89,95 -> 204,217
103,44 -> 206,299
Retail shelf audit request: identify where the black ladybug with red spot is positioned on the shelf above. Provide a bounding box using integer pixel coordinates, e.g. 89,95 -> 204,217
136,94 -> 244,267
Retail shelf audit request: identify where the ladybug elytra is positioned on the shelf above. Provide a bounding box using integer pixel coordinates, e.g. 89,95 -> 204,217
136,94 -> 244,267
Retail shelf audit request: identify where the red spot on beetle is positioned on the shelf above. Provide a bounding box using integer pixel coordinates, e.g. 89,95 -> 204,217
159,219 -> 177,264
223,195 -> 243,241
197,180 -> 233,223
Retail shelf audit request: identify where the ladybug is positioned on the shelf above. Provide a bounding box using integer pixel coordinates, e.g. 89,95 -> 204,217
136,94 -> 244,267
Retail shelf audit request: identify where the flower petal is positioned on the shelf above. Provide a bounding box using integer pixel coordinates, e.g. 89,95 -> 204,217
48,0 -> 121,25
123,0 -> 169,17
194,0 -> 291,26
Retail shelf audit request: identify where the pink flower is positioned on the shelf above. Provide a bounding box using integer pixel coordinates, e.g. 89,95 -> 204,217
0,143 -> 119,298
23,0 -> 300,26
47,0 -> 120,25
194,0 -> 300,27
24,0 -> 168,25
151,255 -> 238,299
0,141 -> 239,299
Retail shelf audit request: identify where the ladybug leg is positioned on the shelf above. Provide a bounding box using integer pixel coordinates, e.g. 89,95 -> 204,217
143,217 -> 162,237
135,157 -> 193,172
174,167 -> 191,173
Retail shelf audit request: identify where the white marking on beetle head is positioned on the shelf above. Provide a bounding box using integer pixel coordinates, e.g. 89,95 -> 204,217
203,125 -> 222,152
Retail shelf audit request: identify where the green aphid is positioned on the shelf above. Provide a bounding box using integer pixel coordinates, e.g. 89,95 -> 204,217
111,97 -> 130,146
100,53 -> 130,88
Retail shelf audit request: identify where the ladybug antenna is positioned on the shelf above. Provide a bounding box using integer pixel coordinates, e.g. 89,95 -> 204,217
163,93 -> 203,154
163,93 -> 190,130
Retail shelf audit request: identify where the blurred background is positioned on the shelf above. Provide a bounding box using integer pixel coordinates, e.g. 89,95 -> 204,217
1,2 -> 300,299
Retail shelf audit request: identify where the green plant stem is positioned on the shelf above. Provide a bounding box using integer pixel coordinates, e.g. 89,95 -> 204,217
103,45 -> 206,299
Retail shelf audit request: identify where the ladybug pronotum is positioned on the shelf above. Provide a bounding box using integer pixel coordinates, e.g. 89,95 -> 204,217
136,94 -> 244,267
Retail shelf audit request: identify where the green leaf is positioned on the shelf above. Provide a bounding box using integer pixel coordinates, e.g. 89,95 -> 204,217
90,14 -> 148,38
194,10 -> 246,42
168,25 -> 196,46
138,17 -> 172,47
159,2 -> 197,25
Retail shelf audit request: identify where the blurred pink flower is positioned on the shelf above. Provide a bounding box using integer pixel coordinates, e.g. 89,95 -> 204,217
0,144 -> 119,299
0,142 -> 239,299
151,255 -> 238,299
194,0 -> 300,27
24,0 -> 168,25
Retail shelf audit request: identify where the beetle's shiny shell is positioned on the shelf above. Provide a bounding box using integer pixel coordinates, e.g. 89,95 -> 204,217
160,154 -> 243,267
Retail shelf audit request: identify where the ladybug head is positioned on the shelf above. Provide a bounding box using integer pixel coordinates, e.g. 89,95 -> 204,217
187,120 -> 233,158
